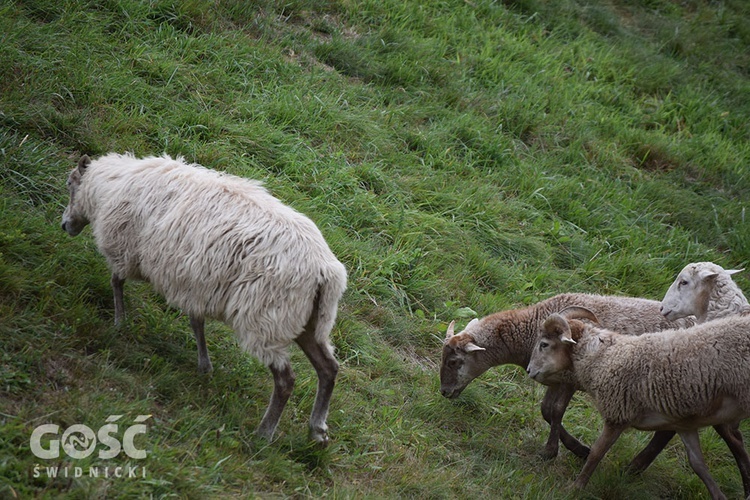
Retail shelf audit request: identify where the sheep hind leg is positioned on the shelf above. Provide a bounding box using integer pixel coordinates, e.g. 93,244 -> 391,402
189,315 -> 213,374
678,429 -> 727,500
713,423 -> 750,498
295,324 -> 339,447
626,430 -> 675,474
111,273 -> 126,326
256,361 -> 296,442
541,384 -> 589,459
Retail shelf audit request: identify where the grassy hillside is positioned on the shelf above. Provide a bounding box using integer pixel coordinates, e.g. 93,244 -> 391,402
2,0 -> 750,497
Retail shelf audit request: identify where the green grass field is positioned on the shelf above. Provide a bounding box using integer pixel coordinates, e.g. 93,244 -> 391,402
2,0 -> 750,497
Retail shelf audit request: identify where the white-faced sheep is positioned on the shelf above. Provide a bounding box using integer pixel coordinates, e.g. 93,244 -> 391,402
527,308 -> 750,500
440,292 -> 694,463
61,153 -> 347,445
659,261 -> 750,495
661,261 -> 749,323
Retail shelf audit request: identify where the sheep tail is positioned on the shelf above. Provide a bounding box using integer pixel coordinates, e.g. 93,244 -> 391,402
312,263 -> 347,348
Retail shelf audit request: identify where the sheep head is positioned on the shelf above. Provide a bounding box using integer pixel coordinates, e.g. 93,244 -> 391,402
61,155 -> 92,236
440,318 -> 488,399
526,312 -> 588,385
661,262 -> 744,323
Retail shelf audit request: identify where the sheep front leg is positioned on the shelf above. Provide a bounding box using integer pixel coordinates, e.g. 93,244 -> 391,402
256,361 -> 296,442
189,315 -> 213,374
111,273 -> 126,326
712,423 -> 750,498
678,430 -> 727,500
541,384 -> 589,459
295,326 -> 339,446
574,423 -> 625,490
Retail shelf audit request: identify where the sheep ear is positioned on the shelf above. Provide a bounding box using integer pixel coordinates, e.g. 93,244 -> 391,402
697,269 -> 719,281
77,155 -> 91,174
466,318 -> 479,329
445,320 -> 456,340
544,314 -> 570,335
544,314 -> 576,344
464,342 -> 486,353
698,271 -> 719,281
726,268 -> 745,276
565,320 -> 586,344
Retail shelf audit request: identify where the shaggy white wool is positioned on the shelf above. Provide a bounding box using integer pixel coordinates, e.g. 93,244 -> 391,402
70,153 -> 347,368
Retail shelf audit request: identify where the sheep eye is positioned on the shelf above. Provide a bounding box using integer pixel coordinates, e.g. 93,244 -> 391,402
539,341 -> 549,350
679,279 -> 688,287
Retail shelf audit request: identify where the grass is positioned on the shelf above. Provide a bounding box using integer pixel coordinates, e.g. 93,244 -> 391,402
2,0 -> 750,497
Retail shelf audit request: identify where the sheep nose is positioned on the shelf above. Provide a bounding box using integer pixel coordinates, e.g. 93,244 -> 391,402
440,386 -> 459,399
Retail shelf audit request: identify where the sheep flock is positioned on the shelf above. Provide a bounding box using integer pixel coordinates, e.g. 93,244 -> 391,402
62,153 -> 749,497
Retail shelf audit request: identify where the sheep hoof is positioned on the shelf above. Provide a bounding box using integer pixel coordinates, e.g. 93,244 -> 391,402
570,479 -> 587,491
570,446 -> 590,460
309,427 -> 330,447
198,360 -> 213,374
540,447 -> 558,460
255,426 -> 276,443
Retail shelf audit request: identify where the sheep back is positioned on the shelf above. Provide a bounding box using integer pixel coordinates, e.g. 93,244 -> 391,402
574,317 -> 750,428
548,293 -> 695,335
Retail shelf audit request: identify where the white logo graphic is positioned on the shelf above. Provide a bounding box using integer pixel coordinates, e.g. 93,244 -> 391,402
30,415 -> 151,460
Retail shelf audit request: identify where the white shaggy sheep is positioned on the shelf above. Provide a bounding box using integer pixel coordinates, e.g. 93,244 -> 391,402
62,153 -> 347,445
527,308 -> 750,499
440,293 -> 694,462
661,261 -> 749,323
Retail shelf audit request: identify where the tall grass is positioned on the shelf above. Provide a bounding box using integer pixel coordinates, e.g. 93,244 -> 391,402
2,0 -> 749,497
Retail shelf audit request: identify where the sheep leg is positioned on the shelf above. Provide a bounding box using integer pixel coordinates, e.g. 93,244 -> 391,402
540,385 -> 563,459
541,384 -> 589,459
626,430 -> 675,474
111,273 -> 125,326
574,423 -> 625,490
294,325 -> 339,447
189,315 -> 213,374
678,430 -> 727,500
713,423 -> 750,497
256,361 -> 296,442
